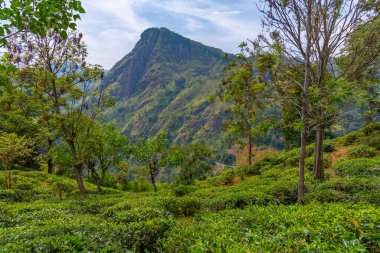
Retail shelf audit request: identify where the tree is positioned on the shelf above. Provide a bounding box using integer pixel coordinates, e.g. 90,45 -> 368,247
255,0 -> 313,203
165,143 -> 212,185
337,16 -> 380,129
219,45 -> 270,165
132,133 -> 169,192
257,0 -> 379,202
4,30 -> 110,195
0,0 -> 85,45
179,143 -> 212,185
0,132 -> 33,189
84,123 -> 130,192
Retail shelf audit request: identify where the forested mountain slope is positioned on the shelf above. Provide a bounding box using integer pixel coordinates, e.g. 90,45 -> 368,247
102,27 -> 228,144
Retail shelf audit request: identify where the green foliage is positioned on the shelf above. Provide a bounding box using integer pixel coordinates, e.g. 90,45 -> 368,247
305,155 -> 330,171
305,177 -> 379,204
347,145 -> 377,158
323,142 -> 335,153
162,196 -> 202,217
159,204 -> 380,252
334,157 -> 380,178
173,185 -> 196,197
165,142 -> 212,185
0,0 -> 85,45
128,176 -> 151,192
50,176 -> 74,199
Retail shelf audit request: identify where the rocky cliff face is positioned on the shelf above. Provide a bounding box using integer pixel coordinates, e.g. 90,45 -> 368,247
102,27 -> 228,144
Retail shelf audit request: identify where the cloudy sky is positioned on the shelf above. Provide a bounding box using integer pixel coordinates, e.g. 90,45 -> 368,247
77,0 -> 262,69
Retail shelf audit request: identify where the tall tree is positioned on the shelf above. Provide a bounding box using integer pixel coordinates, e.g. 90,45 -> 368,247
132,133 -> 169,192
84,122 -> 130,192
165,143 -> 212,185
258,0 -> 380,201
258,0 -> 313,203
219,45 -> 270,165
5,30 -> 109,195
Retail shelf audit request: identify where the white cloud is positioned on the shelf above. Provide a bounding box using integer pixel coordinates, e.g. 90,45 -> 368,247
77,0 -> 262,69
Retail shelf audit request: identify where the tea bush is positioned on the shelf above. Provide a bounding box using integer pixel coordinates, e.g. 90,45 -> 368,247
162,196 -> 202,217
159,204 -> 380,252
347,145 -> 377,158
334,157 -> 380,177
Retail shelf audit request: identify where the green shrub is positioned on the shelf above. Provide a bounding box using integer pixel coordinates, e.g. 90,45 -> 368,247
114,207 -> 164,223
323,143 -> 335,153
367,135 -> 380,150
205,191 -> 272,211
237,165 -> 261,180
50,176 -> 75,199
103,201 -> 132,218
129,176 -> 151,192
284,155 -> 299,167
305,177 -> 380,204
162,196 -> 202,217
220,168 -> 235,185
347,145 -> 377,158
334,157 -> 380,177
173,185 -> 196,197
340,132 -> 359,146
305,155 -> 330,171
124,218 -> 175,252
159,204 -> 380,252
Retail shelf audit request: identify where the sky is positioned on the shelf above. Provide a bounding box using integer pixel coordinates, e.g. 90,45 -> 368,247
77,0 -> 262,69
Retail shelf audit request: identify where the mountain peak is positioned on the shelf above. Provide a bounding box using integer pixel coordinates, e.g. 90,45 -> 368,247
102,29 -> 228,143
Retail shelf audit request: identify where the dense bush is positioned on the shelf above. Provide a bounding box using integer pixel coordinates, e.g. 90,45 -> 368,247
347,145 -> 377,158
114,207 -> 165,223
162,196 -> 202,217
124,218 -> 175,252
173,185 -> 196,197
305,155 -> 330,171
159,204 -> 380,252
323,142 -> 335,152
334,157 -> 380,177
305,177 -> 380,204
219,168 -> 235,185
238,164 -> 261,177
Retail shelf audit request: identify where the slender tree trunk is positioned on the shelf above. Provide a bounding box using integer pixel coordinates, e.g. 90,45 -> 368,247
313,126 -> 324,180
47,138 -> 54,174
149,161 -> 158,192
5,166 -> 12,189
74,163 -> 87,196
248,134 -> 253,165
298,0 -> 312,204
97,179 -> 102,193
97,174 -> 105,193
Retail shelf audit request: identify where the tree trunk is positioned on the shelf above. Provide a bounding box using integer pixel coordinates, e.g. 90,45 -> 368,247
47,138 -> 54,174
5,167 -> 12,189
74,163 -> 87,196
248,134 -> 253,165
298,0 -> 312,204
313,126 -> 324,180
97,175 -> 105,193
149,161 -> 158,192
97,180 -> 102,193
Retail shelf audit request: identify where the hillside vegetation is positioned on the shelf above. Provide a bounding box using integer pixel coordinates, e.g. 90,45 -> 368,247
102,28 -> 228,145
1,125 -> 379,252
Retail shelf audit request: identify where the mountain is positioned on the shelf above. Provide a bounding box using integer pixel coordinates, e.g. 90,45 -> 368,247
102,27 -> 229,144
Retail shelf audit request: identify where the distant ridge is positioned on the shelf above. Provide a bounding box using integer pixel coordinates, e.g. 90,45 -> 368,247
102,27 -> 229,145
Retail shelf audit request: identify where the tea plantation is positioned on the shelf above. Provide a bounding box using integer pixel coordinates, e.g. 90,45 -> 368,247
0,126 -> 379,252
